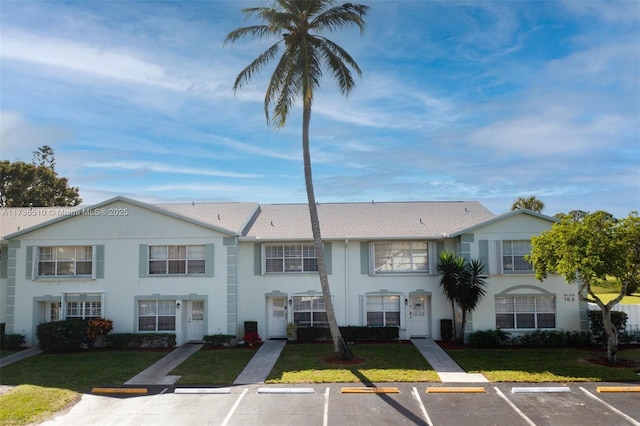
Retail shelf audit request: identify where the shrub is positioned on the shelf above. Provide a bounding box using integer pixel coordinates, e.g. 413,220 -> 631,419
511,330 -> 591,347
203,334 -> 237,347
588,310 -> 628,345
86,318 -> 113,341
244,332 -> 262,346
105,333 -> 176,349
468,329 -> 511,347
36,320 -> 89,352
295,326 -> 399,343
1,333 -> 25,349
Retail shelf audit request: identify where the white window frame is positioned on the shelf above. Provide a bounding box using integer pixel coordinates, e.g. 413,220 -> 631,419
137,299 -> 177,332
263,243 -> 318,273
65,301 -> 102,320
371,241 -> 431,274
35,246 -> 95,278
501,240 -> 534,273
364,295 -> 403,327
148,245 -> 205,275
291,295 -> 327,327
495,295 -> 556,330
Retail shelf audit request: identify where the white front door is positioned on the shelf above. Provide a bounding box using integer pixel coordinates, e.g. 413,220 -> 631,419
409,295 -> 430,337
268,297 -> 288,338
187,300 -> 205,341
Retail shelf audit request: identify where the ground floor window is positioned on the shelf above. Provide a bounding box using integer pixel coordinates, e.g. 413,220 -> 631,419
495,296 -> 556,329
138,300 -> 176,331
66,301 -> 102,320
366,295 -> 401,326
292,296 -> 327,327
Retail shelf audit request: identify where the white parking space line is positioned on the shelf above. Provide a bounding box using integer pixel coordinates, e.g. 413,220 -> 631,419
323,387 -> 330,426
512,386 -> 571,393
412,386 -> 433,426
494,387 -> 536,426
579,387 -> 640,426
257,387 -> 315,394
221,387 -> 248,426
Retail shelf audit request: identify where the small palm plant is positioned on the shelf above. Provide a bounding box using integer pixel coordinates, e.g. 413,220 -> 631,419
437,252 -> 488,343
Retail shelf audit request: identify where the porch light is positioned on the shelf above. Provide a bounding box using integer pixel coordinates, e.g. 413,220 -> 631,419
405,298 -> 408,306
176,302 -> 180,310
288,299 -> 292,306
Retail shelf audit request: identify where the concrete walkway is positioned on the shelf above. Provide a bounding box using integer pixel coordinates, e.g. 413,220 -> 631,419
0,347 -> 42,368
125,343 -> 203,385
233,339 -> 287,385
411,338 -> 488,383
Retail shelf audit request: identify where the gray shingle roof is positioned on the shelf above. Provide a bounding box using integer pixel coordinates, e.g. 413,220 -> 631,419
157,202 -> 259,235
243,201 -> 495,240
1,199 -> 496,242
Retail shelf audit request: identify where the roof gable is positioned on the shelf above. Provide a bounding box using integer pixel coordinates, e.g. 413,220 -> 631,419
449,208 -> 559,237
3,196 -> 259,240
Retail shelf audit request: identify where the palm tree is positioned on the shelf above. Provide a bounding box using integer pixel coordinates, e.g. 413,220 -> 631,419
225,0 -> 368,360
437,252 -> 488,343
511,195 -> 545,213
437,252 -> 465,341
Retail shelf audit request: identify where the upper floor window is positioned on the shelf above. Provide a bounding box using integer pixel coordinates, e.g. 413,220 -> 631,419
265,243 -> 318,273
38,246 -> 93,277
149,245 -> 205,275
374,242 -> 428,273
502,240 -> 533,272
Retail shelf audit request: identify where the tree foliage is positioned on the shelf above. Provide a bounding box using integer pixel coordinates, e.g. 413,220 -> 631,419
0,160 -> 81,207
511,195 -> 545,213
437,252 -> 488,343
32,145 -> 56,170
527,211 -> 640,363
225,0 -> 368,360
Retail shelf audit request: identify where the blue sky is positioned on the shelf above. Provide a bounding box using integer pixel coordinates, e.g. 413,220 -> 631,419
1,0 -> 638,217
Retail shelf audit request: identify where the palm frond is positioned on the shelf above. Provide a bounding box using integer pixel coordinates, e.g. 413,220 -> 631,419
224,25 -> 278,45
310,3 -> 369,34
232,42 -> 282,92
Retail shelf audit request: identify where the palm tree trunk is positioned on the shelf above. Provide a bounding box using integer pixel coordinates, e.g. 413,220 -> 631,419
302,104 -> 354,360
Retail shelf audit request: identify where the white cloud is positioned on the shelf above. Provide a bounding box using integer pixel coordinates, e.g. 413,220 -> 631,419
85,161 -> 262,179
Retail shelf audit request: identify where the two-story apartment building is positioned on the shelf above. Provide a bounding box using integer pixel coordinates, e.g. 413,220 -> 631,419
0,196 -> 587,346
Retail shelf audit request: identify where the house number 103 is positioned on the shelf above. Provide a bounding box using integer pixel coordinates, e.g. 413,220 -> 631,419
564,294 -> 576,302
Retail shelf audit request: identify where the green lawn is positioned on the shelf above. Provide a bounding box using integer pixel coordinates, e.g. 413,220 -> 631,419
170,348 -> 257,384
0,350 -> 169,425
0,350 -> 168,392
592,277 -> 640,304
446,347 -> 640,382
266,342 -> 439,383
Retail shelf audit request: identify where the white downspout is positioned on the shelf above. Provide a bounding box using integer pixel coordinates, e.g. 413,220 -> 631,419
344,239 -> 349,323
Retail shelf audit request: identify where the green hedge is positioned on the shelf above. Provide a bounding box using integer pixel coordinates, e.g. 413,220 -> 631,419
36,320 -> 89,352
468,329 -> 592,348
588,310 -> 628,345
296,326 -> 399,343
105,333 -> 176,349
1,332 -> 25,349
203,334 -> 237,347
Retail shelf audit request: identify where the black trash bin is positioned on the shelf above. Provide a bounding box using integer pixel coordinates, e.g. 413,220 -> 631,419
244,321 -> 258,335
440,319 -> 453,341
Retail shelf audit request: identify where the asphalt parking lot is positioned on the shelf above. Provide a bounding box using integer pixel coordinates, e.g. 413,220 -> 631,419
40,382 -> 639,426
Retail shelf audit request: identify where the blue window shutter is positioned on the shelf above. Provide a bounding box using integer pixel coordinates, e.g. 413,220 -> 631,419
0,247 -> 7,279
26,246 -> 34,279
139,244 -> 148,278
205,243 -> 214,277
323,242 -> 332,274
96,245 -> 105,278
360,242 -> 369,275
478,240 -> 489,268
254,244 -> 262,275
